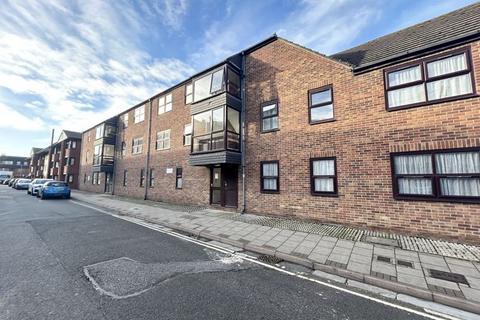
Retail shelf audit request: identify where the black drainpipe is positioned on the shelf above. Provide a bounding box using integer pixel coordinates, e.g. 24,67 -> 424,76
240,52 -> 247,214
144,98 -> 153,200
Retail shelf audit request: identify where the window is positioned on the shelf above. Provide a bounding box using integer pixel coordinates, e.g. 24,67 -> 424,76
176,167 -> 183,189
93,145 -> 102,165
149,169 -> 155,187
123,170 -> 128,186
84,173 -> 87,184
121,141 -> 126,156
92,172 -> 99,185
385,48 -> 475,110
134,105 -> 145,123
64,157 -> 69,166
156,129 -> 171,150
95,125 -> 104,139
185,84 -> 193,104
122,113 -> 129,128
140,169 -> 145,187
226,68 -> 240,97
183,124 -> 192,146
132,137 -> 143,154
261,101 -> 278,132
69,158 -> 75,166
158,93 -> 172,114
260,161 -> 279,193
193,68 -> 225,102
391,149 -> 480,202
68,175 -> 74,183
192,106 -> 240,153
311,158 -> 338,195
309,86 -> 334,123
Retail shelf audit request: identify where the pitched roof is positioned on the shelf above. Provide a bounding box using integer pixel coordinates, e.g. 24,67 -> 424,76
330,3 -> 480,71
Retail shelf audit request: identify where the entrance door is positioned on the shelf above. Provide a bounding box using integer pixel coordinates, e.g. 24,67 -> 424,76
104,173 -> 113,193
210,165 -> 238,207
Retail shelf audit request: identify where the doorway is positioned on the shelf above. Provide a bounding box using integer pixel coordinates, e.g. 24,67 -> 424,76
210,165 -> 238,207
104,172 -> 113,193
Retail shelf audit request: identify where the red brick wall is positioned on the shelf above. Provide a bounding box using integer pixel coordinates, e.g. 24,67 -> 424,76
78,129 -> 105,193
244,39 -> 480,243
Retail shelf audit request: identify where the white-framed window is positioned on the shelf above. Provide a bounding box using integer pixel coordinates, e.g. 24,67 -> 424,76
158,93 -> 172,114
69,158 -> 75,166
134,105 -> 145,123
156,129 -> 171,150
122,113 -> 129,128
185,84 -> 193,104
132,137 -> 143,154
183,124 -> 192,146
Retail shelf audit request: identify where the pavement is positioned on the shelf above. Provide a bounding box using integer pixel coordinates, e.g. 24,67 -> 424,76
70,190 -> 480,315
0,186 -> 450,320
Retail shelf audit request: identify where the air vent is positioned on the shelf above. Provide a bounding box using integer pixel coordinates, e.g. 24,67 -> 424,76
397,259 -> 413,268
429,269 -> 469,285
377,256 -> 391,263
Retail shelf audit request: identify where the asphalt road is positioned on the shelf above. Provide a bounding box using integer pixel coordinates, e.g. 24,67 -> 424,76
0,186 -> 434,320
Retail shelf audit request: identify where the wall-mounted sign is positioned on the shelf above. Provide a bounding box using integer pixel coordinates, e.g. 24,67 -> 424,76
166,168 -> 173,174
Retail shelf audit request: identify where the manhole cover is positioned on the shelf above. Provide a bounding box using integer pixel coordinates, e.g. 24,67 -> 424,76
397,259 -> 413,268
257,255 -> 283,264
429,269 -> 469,285
364,236 -> 399,247
377,256 -> 391,263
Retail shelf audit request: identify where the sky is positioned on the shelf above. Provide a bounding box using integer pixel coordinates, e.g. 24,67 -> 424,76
0,0 -> 477,157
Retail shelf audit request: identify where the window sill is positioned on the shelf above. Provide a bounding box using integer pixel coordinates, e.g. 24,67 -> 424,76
311,192 -> 339,197
309,118 -> 336,125
261,128 -> 279,134
386,93 -> 478,112
394,195 -> 480,204
260,190 -> 280,194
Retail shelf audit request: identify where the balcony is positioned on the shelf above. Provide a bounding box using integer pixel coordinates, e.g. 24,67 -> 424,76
94,121 -> 117,145
189,105 -> 241,166
92,144 -> 115,172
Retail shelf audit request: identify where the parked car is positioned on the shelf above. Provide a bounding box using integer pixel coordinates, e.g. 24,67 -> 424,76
28,179 -> 54,195
9,178 -> 18,187
3,178 -> 11,185
14,179 -> 32,190
39,181 -> 71,199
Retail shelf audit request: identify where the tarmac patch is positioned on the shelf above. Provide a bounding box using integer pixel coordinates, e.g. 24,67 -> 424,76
84,256 -> 252,299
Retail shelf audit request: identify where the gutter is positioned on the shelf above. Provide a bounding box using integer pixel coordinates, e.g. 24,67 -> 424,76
240,52 -> 247,214
144,98 -> 153,200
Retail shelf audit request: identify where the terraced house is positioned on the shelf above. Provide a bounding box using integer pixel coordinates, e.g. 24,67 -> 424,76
78,4 -> 480,243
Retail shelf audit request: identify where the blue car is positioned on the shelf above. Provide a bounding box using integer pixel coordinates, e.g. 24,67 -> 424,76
39,181 -> 71,199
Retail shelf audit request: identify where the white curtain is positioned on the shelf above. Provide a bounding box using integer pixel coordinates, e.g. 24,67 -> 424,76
398,177 -> 432,195
435,152 -> 480,174
427,73 -> 472,100
313,160 -> 334,175
263,178 -> 277,190
313,160 -> 335,192
388,84 -> 426,108
427,53 -> 467,77
388,65 -> 422,86
263,163 -> 278,176
314,178 -> 334,192
440,178 -> 480,197
394,155 -> 432,174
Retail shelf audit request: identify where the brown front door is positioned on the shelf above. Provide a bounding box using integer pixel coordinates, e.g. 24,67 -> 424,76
210,165 -> 238,207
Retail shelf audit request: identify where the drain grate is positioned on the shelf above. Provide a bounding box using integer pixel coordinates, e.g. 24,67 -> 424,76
429,269 -> 469,285
257,255 -> 283,265
397,259 -> 413,268
377,256 -> 391,263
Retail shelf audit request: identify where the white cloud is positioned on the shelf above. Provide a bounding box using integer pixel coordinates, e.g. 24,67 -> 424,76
0,0 -> 194,136
0,102 -> 45,131
277,0 -> 381,54
138,0 -> 188,31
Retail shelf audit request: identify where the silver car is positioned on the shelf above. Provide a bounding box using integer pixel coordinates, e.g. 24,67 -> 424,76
28,179 -> 54,195
14,179 -> 32,190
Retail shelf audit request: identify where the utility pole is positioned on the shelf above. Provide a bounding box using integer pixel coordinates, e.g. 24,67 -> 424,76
47,129 -> 55,179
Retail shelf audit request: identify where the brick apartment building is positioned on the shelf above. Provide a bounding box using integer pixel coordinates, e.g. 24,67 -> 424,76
30,130 -> 82,189
78,4 -> 480,243
0,155 -> 30,177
